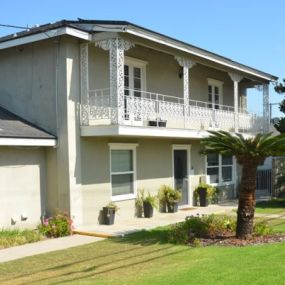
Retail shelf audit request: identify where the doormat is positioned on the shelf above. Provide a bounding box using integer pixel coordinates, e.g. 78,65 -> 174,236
179,207 -> 195,211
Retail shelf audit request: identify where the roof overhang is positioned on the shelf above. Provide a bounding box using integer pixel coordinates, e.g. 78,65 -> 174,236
0,20 -> 277,82
0,137 -> 57,146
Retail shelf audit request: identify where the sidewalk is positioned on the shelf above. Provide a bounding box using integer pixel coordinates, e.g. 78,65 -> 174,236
0,234 -> 103,263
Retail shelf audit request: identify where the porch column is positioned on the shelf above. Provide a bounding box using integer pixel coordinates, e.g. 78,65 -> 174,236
80,43 -> 89,126
175,56 -> 196,125
263,83 -> 270,132
229,73 -> 243,132
95,38 -> 134,124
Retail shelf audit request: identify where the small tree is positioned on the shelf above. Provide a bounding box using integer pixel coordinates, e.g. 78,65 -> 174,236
201,131 -> 285,239
274,79 -> 285,133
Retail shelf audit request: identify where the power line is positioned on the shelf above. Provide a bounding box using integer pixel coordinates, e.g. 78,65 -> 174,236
0,23 -> 30,30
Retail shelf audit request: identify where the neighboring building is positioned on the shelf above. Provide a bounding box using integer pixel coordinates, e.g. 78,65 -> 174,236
0,19 -> 277,228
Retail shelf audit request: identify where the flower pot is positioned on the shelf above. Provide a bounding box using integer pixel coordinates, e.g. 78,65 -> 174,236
148,120 -> 158,126
198,187 -> 208,207
159,201 -> 167,213
158,120 -> 167,127
102,207 -> 116,225
143,201 -> 154,218
167,202 -> 178,213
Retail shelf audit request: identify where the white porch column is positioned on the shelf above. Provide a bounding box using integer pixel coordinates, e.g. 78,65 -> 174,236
95,38 -> 134,124
80,43 -> 89,126
175,56 -> 196,125
263,83 -> 270,132
229,73 -> 243,132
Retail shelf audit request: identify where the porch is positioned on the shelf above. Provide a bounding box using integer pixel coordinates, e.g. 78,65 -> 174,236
79,35 -> 271,137
74,203 -> 237,237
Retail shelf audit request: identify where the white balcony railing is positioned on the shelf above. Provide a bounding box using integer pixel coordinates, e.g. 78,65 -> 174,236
81,88 -> 263,134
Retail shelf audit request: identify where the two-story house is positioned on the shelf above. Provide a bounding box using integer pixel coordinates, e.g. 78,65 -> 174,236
0,19 -> 277,228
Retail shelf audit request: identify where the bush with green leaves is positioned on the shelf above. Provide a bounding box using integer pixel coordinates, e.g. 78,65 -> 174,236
168,214 -> 273,245
0,229 -> 43,249
38,211 -> 73,238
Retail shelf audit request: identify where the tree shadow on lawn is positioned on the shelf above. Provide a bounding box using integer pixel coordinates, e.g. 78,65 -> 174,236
256,199 -> 285,210
4,227 -> 179,285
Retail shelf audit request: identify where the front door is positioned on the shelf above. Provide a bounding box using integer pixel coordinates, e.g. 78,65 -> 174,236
173,147 -> 189,205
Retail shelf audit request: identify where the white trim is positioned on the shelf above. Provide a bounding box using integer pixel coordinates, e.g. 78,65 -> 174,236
125,27 -> 274,81
172,144 -> 192,206
207,78 -> 224,106
205,154 -> 235,186
109,143 -> 138,201
81,125 -> 211,139
0,138 -> 56,146
0,27 -> 91,50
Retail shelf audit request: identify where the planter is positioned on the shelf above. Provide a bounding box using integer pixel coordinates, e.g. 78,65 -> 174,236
102,207 -> 116,225
198,187 -> 208,207
143,201 -> 154,218
148,120 -> 167,127
167,202 -> 179,213
159,201 -> 167,213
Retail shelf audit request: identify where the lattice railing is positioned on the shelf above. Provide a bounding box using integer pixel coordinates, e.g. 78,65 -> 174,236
82,88 -> 262,133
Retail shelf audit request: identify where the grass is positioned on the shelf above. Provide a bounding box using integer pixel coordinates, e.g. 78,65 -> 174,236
0,220 -> 285,285
0,229 -> 43,249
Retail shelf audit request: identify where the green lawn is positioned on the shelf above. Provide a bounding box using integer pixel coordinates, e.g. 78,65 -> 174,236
0,223 -> 285,285
255,199 -> 285,215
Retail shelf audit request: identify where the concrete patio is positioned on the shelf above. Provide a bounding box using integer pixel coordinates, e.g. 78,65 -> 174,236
74,203 -> 237,237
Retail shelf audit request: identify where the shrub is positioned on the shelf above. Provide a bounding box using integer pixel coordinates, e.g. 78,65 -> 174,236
143,191 -> 158,209
104,202 -> 119,212
168,214 -> 236,244
38,211 -> 73,238
0,229 -> 43,249
254,221 -> 273,236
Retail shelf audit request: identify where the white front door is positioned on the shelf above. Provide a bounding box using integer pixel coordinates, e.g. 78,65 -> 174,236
207,79 -> 223,109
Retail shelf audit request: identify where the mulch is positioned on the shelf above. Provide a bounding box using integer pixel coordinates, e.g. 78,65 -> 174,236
192,234 -> 285,247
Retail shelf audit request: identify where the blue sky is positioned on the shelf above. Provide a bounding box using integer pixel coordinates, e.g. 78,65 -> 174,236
1,0 -> 284,116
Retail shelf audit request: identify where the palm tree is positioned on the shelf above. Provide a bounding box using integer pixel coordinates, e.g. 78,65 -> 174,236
201,131 -> 285,239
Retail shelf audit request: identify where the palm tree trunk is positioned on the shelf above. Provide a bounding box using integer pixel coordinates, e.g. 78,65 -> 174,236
236,158 -> 261,239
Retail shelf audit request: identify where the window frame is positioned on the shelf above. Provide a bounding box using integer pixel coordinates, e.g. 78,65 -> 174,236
205,154 -> 235,185
207,78 -> 224,108
109,143 -> 138,201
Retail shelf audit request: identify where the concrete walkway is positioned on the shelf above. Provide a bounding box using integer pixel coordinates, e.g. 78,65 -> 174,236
0,234 -> 103,263
75,204 -> 236,237
0,204 -> 237,263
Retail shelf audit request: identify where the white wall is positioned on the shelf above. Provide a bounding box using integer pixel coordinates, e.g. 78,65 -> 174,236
0,147 -> 46,229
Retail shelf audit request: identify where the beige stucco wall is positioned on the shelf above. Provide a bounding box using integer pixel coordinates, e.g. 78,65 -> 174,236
0,39 -> 57,134
80,137 -> 206,225
0,147 -> 46,229
88,44 -> 235,107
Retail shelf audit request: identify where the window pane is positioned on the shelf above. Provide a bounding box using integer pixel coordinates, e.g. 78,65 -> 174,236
208,85 -> 212,93
134,78 -> 141,90
112,173 -> 134,196
111,150 -> 133,172
134,67 -> 141,78
124,65 -> 129,76
207,154 -> 219,166
207,167 -> 219,184
222,166 -> 232,182
214,86 -> 219,95
222,155 -> 233,165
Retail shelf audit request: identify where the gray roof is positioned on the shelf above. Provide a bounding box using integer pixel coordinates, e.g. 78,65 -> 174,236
0,19 -> 278,81
0,106 -> 55,139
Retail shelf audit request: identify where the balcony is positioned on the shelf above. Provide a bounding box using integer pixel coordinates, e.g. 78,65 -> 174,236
81,88 -> 263,136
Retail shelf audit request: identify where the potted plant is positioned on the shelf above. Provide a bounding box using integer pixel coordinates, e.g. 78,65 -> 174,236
135,189 -> 145,218
102,202 -> 119,225
165,187 -> 182,213
194,183 -> 218,207
143,192 -> 158,218
158,185 -> 170,213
